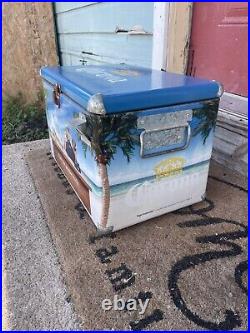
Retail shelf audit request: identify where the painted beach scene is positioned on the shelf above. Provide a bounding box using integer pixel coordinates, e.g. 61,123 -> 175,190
44,78 -> 218,232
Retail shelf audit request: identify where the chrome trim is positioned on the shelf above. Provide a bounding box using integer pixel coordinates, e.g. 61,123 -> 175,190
140,124 -> 191,158
87,93 -> 106,115
212,80 -> 224,98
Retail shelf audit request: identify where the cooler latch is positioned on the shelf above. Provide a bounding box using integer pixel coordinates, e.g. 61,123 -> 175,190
53,83 -> 61,108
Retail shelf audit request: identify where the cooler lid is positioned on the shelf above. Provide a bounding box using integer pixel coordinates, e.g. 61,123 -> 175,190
40,64 -> 222,115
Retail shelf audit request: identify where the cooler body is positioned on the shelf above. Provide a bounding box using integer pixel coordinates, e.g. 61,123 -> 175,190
41,65 -> 221,232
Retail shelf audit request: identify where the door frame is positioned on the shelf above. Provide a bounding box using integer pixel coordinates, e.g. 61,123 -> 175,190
152,2 -> 169,71
152,2 -> 193,73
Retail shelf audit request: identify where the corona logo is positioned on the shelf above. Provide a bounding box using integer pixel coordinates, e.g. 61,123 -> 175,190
154,157 -> 185,180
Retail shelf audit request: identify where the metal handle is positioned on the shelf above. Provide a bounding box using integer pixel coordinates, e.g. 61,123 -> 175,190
75,127 -> 91,147
140,124 -> 191,158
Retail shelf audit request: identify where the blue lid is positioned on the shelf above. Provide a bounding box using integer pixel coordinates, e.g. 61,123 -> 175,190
40,64 -> 221,115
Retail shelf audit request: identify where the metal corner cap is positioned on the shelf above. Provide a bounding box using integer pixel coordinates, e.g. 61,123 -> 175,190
96,225 -> 114,236
212,80 -> 224,98
87,93 -> 106,115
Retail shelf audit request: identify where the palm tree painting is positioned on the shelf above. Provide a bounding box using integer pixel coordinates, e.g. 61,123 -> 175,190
192,99 -> 219,144
76,112 -> 139,231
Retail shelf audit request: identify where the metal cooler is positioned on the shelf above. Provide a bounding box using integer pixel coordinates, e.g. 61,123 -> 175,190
40,65 -> 222,232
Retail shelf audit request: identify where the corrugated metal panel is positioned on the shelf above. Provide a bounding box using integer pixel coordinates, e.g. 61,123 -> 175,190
54,2 -> 153,66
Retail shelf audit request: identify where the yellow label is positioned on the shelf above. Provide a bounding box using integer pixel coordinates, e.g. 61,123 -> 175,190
154,157 -> 186,180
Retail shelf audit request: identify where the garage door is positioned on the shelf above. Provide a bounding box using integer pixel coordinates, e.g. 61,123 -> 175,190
54,2 -> 154,67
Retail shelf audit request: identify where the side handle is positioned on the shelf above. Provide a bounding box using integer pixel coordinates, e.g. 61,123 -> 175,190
140,124 -> 191,158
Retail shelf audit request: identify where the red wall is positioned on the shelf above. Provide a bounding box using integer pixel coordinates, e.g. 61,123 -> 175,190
188,2 -> 248,96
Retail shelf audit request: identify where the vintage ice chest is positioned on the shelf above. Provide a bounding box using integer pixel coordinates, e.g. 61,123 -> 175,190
40,65 -> 222,233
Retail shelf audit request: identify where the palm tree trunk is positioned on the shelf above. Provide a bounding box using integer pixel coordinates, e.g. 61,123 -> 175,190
98,162 -> 110,230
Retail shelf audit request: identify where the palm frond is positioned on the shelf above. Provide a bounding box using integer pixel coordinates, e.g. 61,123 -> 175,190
77,112 -> 139,164
192,99 -> 219,144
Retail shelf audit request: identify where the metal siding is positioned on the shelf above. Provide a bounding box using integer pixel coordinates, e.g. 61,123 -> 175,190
59,34 -> 152,66
54,2 -> 98,14
54,2 -> 153,66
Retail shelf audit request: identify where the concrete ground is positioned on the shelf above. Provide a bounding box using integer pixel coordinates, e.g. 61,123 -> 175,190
2,139 -> 248,331
2,140 -> 82,330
